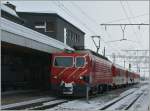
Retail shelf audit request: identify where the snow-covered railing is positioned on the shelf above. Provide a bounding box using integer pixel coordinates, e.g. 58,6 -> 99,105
1,17 -> 74,51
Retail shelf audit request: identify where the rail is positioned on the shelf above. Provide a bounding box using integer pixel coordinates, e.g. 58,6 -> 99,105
99,88 -> 146,110
100,91 -> 135,110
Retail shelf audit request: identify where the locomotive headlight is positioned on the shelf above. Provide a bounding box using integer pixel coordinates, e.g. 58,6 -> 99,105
53,76 -> 57,79
79,76 -> 83,80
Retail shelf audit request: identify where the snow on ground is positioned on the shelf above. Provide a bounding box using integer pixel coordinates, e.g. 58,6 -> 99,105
130,90 -> 149,111
48,88 -> 136,110
103,84 -> 149,111
48,84 -> 149,111
1,97 -> 55,110
119,88 -> 137,97
48,92 -> 120,111
105,85 -> 148,110
130,85 -> 150,111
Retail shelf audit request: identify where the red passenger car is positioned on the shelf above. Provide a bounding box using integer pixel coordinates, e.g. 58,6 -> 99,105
50,49 -> 140,96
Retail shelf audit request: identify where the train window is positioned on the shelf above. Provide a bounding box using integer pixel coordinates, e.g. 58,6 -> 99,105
76,57 -> 85,67
54,57 -> 73,67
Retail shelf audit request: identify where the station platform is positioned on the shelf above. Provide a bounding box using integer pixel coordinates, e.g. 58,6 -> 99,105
1,90 -> 52,105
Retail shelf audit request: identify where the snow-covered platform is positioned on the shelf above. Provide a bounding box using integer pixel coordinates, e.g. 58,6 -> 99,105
48,83 -> 149,111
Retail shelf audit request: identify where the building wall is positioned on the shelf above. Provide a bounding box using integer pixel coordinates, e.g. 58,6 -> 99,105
56,17 -> 84,48
17,13 -> 57,39
17,13 -> 85,49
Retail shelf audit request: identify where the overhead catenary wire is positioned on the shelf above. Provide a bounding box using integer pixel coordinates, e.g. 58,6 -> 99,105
119,1 -> 145,49
70,1 -> 125,55
70,1 -> 100,29
56,1 -> 122,55
101,13 -> 149,24
71,1 -> 128,56
101,0 -> 145,63
68,1 -> 142,58
71,1 -> 105,47
125,0 -> 149,44
100,23 -> 140,56
52,1 -> 102,51
70,2 -> 107,48
119,2 -> 141,52
52,1 -> 148,70
54,1 -> 97,35
125,0 -> 149,73
54,1 -> 103,52
101,1 -> 148,74
100,2 -> 148,55
101,27 -> 126,54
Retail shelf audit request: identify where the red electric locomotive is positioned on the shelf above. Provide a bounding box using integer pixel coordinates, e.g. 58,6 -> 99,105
50,49 -> 140,96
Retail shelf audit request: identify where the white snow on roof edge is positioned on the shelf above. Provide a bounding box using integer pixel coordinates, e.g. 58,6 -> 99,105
1,17 -> 74,51
1,4 -> 19,18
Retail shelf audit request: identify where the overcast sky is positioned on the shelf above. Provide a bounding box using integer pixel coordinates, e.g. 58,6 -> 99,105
2,0 -> 149,77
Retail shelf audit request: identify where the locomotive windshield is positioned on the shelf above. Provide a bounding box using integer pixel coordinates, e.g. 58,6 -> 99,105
54,57 -> 73,67
76,57 -> 85,67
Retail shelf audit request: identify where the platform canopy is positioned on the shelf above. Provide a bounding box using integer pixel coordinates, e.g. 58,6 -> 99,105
1,17 -> 74,54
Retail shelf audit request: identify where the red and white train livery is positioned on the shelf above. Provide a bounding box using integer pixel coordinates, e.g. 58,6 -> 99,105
50,50 -> 140,96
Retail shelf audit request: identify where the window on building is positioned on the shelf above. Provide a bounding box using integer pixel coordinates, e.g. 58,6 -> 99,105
65,29 -> 80,43
77,35 -> 80,42
71,31 -> 74,41
66,29 -> 69,38
68,30 -> 71,38
75,34 -> 78,43
34,21 -> 46,29
46,22 -> 55,32
74,35 -> 76,42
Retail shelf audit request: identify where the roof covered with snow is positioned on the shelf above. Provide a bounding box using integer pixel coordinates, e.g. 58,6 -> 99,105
1,4 -> 19,18
17,11 -> 85,34
1,17 -> 74,52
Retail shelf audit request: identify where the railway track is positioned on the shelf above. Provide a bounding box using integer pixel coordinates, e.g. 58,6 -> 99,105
27,99 -> 68,110
124,92 -> 145,110
1,84 -> 145,110
99,91 -> 135,110
1,97 -> 69,110
99,88 -> 146,110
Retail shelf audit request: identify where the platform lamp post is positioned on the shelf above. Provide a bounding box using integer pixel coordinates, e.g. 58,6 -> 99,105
91,36 -> 101,53
82,76 -> 90,104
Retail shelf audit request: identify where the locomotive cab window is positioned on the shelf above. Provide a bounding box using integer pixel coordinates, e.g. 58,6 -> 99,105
76,57 -> 85,67
54,57 -> 73,67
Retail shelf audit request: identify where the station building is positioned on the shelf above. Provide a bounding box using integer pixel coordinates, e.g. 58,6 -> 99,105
1,2 -> 85,92
17,12 -> 85,49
